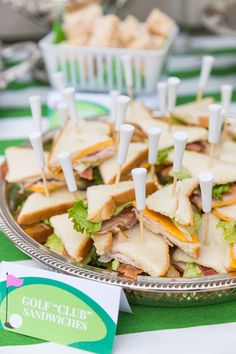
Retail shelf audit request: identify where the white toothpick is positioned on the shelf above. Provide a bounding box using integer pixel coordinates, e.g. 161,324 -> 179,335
58,102 -> 68,128
221,84 -> 233,138
196,55 -> 215,103
122,55 -> 133,103
29,96 -> 42,132
167,77 -> 180,132
157,82 -> 167,118
131,168 -> 147,242
110,90 -> 120,123
63,87 -> 79,123
115,124 -> 134,185
148,127 -> 161,186
53,72 -> 67,95
29,131 -> 49,197
198,172 -> 214,246
115,95 -> 130,145
57,152 -> 77,200
172,131 -> 188,195
208,104 -> 222,167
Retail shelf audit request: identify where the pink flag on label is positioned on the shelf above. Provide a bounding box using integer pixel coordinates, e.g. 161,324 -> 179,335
6,273 -> 24,288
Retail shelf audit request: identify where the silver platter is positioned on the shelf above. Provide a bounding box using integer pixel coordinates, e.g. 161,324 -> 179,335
1,130 -> 236,307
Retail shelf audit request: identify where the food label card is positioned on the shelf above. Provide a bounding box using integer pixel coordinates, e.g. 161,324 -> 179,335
0,262 -> 131,354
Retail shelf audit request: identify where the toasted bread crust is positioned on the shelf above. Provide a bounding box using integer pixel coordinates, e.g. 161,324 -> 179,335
88,181 -> 156,223
17,202 -> 74,225
107,148 -> 148,184
76,237 -> 93,261
48,118 -> 71,172
92,232 -> 113,255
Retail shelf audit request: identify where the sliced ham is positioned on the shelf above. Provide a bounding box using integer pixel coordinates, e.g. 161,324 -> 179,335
199,265 -> 217,276
98,208 -> 137,234
117,263 -> 142,280
187,141 -> 208,154
79,146 -> 115,163
73,146 -> 115,175
79,167 -> 93,181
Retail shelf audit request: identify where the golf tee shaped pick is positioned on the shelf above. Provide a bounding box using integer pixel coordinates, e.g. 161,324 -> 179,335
157,82 -> 167,117
115,95 -> 130,132
29,96 -> 42,132
197,55 -> 215,102
198,172 -> 214,246
63,87 -> 79,123
29,131 -> 48,197
148,127 -> 161,184
110,90 -> 120,123
167,77 -> 180,132
53,72 -> 67,94
221,84 -> 233,114
115,124 -> 134,185
58,102 -> 68,127
172,131 -> 188,194
58,152 -> 77,195
167,77 -> 180,113
208,104 -> 222,166
131,167 -> 147,242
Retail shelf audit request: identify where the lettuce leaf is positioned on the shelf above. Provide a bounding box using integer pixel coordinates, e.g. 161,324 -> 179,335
68,200 -> 102,236
176,169 -> 192,181
114,202 -> 133,216
93,167 -> 103,185
53,20 -> 67,44
156,147 -> 173,164
183,262 -> 203,277
174,211 -> 201,240
45,234 -> 64,254
112,259 -> 120,271
217,220 -> 236,243
212,183 -> 230,200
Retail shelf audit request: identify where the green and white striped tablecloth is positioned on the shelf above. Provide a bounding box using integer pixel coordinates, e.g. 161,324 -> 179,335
1,34 -> 236,354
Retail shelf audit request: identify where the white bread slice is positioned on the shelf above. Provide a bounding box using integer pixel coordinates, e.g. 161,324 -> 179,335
5,147 -> 49,183
146,178 -> 198,225
17,188 -> 86,225
99,142 -> 148,184
111,225 -> 169,277
126,101 -> 208,149
225,243 -> 236,272
87,180 -> 156,223
48,119 -> 114,172
218,141 -> 236,164
168,150 -> 236,185
50,213 -> 92,261
92,232 -> 113,255
142,208 -> 200,258
213,204 -> 236,222
173,97 -> 214,127
173,213 -> 227,274
228,124 -> 236,139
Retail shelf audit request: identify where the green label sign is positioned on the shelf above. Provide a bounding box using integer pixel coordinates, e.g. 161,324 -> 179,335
0,277 -> 116,354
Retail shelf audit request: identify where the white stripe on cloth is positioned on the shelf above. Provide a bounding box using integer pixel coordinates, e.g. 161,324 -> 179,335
174,34 -> 236,51
168,55 -> 236,72
0,118 -> 49,140
1,321 -> 236,354
0,87 -> 50,108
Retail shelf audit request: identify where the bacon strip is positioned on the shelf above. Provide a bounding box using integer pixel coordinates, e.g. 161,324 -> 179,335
98,208 -> 137,234
117,263 -> 142,280
79,167 -> 93,181
199,265 -> 217,276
